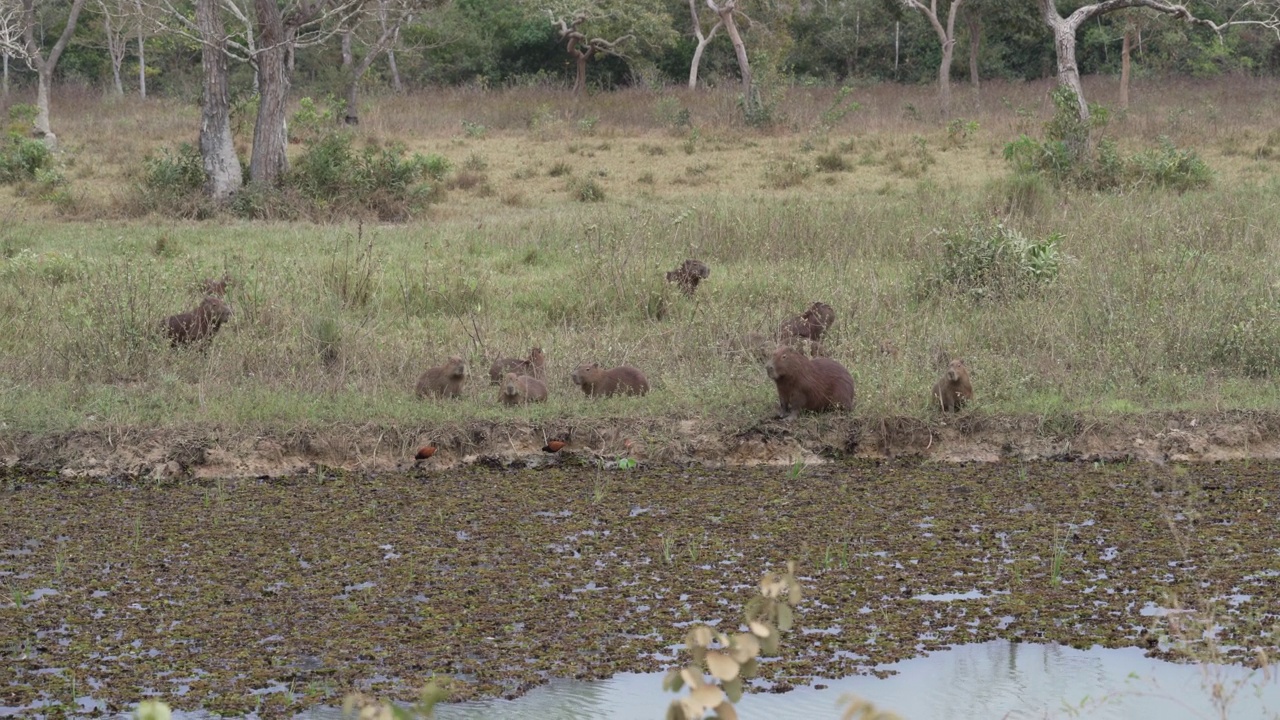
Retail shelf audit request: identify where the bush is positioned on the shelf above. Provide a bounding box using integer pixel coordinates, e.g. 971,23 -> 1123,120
128,142 -> 213,219
0,132 -> 53,182
288,131 -> 440,220
1129,137 -> 1213,192
1210,299 -> 1280,378
923,221 -> 1063,301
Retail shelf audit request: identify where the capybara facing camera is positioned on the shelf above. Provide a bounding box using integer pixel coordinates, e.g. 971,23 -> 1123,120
501,372 -> 549,405
765,345 -> 855,419
932,358 -> 974,412
572,362 -> 650,397
415,355 -> 467,399
161,295 -> 233,347
665,259 -> 711,297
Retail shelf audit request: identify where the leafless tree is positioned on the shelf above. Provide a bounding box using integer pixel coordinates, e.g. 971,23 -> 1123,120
899,0 -> 965,114
706,0 -> 756,116
551,13 -> 633,95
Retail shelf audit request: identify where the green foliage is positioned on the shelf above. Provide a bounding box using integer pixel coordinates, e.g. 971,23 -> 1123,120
130,143 -> 213,219
1004,88 -> 1210,192
288,131 -> 441,220
945,118 -> 980,149
923,221 -> 1063,301
570,176 -> 606,202
0,132 -> 54,183
290,95 -> 344,144
461,119 -> 488,138
1209,298 -> 1280,379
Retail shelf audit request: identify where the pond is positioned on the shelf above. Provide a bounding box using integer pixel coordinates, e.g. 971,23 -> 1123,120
3,460 -> 1278,718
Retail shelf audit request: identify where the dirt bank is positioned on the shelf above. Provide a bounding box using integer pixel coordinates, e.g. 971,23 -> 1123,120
4,410 -> 1280,480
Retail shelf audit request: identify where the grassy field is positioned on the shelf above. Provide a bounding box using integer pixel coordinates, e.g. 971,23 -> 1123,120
3,75 -> 1280,440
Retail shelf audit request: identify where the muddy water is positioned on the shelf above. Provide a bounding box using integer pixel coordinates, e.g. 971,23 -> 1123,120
2,460 -> 1278,718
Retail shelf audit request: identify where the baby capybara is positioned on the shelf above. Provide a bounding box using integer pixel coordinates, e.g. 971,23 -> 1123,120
161,295 -> 233,347
501,372 -> 549,405
415,355 -> 467,399
932,358 -> 974,412
488,347 -> 546,384
572,362 -> 650,397
665,259 -> 711,296
765,346 -> 856,419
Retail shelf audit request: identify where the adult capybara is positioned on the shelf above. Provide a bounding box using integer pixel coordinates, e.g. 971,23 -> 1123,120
932,358 -> 974,412
665,259 -> 711,297
488,347 -> 546,384
572,362 -> 649,397
161,295 -> 233,347
415,355 -> 467,399
765,346 -> 855,419
779,301 -> 837,344
200,274 -> 234,297
500,372 -> 549,405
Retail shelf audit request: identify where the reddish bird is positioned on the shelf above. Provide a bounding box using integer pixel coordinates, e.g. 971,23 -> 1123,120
542,440 -> 567,453
415,445 -> 437,460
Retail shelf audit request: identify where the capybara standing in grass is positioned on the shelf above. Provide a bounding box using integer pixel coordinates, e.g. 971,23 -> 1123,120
161,296 -> 233,347
572,362 -> 649,397
765,346 -> 855,419
932,358 -> 974,412
501,372 -> 549,405
415,355 -> 467,399
488,347 -> 545,384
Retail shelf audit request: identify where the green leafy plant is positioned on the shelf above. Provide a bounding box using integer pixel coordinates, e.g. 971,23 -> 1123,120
924,221 -> 1063,301
663,561 -> 803,719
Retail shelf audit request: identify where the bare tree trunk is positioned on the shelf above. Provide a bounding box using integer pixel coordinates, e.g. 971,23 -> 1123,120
387,46 -> 402,93
138,34 -> 146,98
573,51 -> 588,95
712,0 -> 755,116
102,8 -> 125,95
196,0 -> 241,202
901,0 -> 964,115
967,14 -> 980,87
3,54 -> 9,98
22,0 -> 87,144
687,0 -> 721,90
249,0 -> 290,185
341,27 -> 353,68
1119,24 -> 1131,109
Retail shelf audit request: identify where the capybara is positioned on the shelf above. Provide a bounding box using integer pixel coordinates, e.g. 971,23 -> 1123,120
665,259 -> 711,297
200,274 -> 234,297
932,358 -> 974,412
765,345 -> 856,419
572,362 -> 650,397
500,372 -> 549,405
161,295 -> 233,347
778,301 -> 837,344
415,355 -> 467,399
488,346 -> 546,384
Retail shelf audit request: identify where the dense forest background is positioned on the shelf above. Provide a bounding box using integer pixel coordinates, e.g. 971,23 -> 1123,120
4,0 -> 1277,103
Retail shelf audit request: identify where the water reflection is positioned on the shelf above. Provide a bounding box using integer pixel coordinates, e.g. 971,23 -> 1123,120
416,640 -> 1278,720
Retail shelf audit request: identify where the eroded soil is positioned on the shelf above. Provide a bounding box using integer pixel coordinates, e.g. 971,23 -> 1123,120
2,459 -> 1278,717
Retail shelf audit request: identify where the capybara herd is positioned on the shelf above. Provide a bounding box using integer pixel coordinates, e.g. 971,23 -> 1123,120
158,267 -> 973,418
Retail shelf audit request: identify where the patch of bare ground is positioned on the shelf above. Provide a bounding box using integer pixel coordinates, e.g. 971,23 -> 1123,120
4,411 -> 1280,480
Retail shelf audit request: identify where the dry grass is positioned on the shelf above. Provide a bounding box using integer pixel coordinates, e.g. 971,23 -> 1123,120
1,76 -> 1280,432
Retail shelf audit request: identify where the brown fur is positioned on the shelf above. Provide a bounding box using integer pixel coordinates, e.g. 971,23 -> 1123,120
932,358 -> 974,412
488,346 -> 546,384
500,372 -> 549,405
200,274 -> 234,297
572,362 -> 650,397
161,295 -> 233,347
765,346 -> 856,419
665,259 -> 711,297
415,355 -> 467,399
778,301 -> 837,344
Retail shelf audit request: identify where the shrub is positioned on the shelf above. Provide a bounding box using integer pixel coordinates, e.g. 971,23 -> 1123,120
923,221 -> 1063,301
288,131 -> 439,220
570,177 -> 605,202
129,142 -> 214,219
1209,298 -> 1280,378
0,132 -> 53,182
1129,137 -> 1213,192
815,152 -> 850,172
763,154 -> 812,189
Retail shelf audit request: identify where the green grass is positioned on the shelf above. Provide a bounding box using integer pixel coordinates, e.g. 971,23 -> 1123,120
2,79 -> 1280,437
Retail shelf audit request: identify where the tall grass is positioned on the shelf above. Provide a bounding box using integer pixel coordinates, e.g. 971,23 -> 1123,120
1,77 -> 1280,431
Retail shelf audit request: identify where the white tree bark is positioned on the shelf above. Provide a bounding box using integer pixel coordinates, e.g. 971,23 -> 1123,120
687,0 -> 721,89
707,0 -> 754,115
